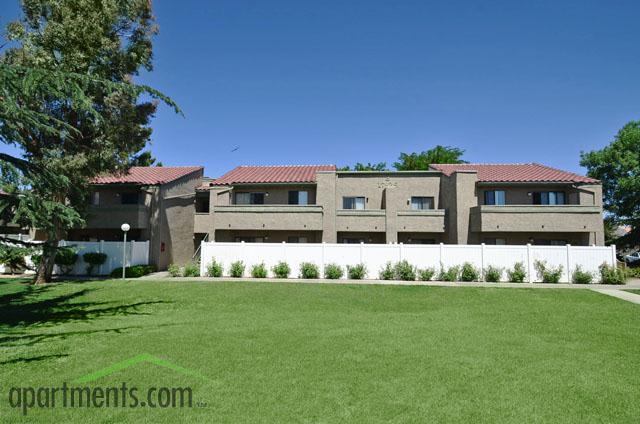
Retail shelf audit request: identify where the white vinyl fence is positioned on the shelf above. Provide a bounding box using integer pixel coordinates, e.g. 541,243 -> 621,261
0,240 -> 150,276
200,242 -> 617,283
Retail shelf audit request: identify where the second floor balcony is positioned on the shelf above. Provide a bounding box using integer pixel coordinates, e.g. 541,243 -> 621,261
470,205 -> 602,233
213,205 -> 323,231
85,205 -> 150,229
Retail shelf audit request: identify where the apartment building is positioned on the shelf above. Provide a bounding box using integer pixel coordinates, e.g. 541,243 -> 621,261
195,163 -> 604,247
73,162 -> 602,269
69,166 -> 203,269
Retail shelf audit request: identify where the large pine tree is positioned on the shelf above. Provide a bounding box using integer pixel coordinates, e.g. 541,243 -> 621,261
0,0 -> 178,283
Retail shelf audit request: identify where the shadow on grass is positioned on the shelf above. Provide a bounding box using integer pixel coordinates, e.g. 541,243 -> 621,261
0,283 -> 170,329
0,353 -> 70,365
0,326 -> 145,347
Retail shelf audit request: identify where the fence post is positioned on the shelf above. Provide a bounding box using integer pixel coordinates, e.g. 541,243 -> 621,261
439,243 -> 444,268
526,243 -> 533,283
610,244 -> 617,266
360,242 -> 364,263
99,240 -> 105,275
566,244 -> 572,283
480,243 -> 485,281
321,242 -> 326,277
399,242 -> 403,261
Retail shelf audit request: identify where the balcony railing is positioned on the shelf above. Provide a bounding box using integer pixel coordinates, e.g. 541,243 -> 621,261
470,205 -> 602,233
85,205 -> 149,229
214,205 -> 323,231
396,209 -> 446,233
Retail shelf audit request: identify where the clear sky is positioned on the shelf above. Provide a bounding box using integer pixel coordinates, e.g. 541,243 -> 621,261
1,0 -> 639,177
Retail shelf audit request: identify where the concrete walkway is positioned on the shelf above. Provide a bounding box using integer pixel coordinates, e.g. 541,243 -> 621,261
591,288 -> 640,305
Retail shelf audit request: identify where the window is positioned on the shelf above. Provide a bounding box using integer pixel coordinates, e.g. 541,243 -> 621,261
287,236 -> 308,243
410,196 -> 434,210
235,192 -> 265,205
90,191 -> 100,206
288,191 -> 309,205
120,192 -> 139,205
234,237 -> 263,243
532,191 -> 565,205
484,190 -> 506,205
406,238 -> 436,244
485,238 -> 506,245
343,197 -> 365,210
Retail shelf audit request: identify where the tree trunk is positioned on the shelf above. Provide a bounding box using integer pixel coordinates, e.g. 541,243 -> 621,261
34,240 -> 58,284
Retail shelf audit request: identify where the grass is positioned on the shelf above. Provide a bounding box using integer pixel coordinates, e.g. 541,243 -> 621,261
1,278 -> 639,423
624,289 -> 640,295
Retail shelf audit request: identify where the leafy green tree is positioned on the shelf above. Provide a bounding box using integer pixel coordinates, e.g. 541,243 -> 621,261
393,145 -> 467,170
338,162 -> 387,171
0,1 -> 178,283
130,151 -> 163,167
580,121 -> 640,245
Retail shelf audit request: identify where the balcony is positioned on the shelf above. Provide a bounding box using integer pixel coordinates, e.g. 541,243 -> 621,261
396,209 -> 446,232
214,205 -> 323,231
470,205 -> 602,233
85,205 -> 149,229
194,213 -> 210,233
336,209 -> 386,232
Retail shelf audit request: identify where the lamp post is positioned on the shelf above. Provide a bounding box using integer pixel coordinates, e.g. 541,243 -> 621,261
121,223 -> 130,279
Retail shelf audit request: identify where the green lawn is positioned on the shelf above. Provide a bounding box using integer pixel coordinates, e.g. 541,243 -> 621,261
1,279 -> 639,423
624,289 -> 640,295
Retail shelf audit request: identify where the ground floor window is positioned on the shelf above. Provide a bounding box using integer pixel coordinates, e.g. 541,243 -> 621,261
287,236 -> 308,243
484,238 -> 506,245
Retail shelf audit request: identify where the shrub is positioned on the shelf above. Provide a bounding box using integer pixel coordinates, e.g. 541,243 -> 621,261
229,261 -> 245,278
438,265 -> 460,282
272,261 -> 291,278
484,265 -> 502,283
534,260 -> 563,283
626,266 -> 640,279
507,262 -> 527,283
418,267 -> 436,281
183,262 -> 200,277
83,252 -> 107,275
572,265 -> 593,284
347,263 -> 367,280
324,263 -> 343,279
299,262 -> 319,279
394,260 -> 417,281
460,262 -> 480,282
206,260 -> 223,277
167,263 -> 181,277
379,262 -> 395,280
599,263 -> 626,285
0,246 -> 29,274
251,263 -> 268,278
55,248 -> 78,275
110,264 -> 156,278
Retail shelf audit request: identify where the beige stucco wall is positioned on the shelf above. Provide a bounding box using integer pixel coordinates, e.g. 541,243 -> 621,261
148,170 -> 203,269
199,169 -> 604,246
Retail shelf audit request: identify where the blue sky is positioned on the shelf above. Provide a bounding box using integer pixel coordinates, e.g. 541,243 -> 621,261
1,0 -> 639,177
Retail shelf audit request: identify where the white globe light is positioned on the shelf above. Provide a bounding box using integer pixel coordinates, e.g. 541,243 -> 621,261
121,223 -> 131,232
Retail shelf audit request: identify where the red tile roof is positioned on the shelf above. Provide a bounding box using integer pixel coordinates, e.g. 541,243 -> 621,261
91,166 -> 203,185
214,165 -> 336,185
429,163 -> 598,183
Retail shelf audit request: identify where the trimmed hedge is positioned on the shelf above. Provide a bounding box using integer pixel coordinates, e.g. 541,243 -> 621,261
110,264 -> 157,278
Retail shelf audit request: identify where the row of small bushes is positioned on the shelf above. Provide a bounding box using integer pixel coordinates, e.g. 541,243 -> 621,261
176,259 -> 628,284
109,264 -> 157,278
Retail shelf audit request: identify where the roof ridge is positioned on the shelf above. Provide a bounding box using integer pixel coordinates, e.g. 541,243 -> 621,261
237,164 -> 336,168
432,163 -> 535,166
